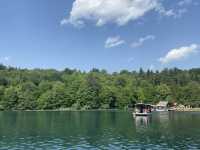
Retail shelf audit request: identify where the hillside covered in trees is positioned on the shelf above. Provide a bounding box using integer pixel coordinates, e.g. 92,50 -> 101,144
0,64 -> 200,110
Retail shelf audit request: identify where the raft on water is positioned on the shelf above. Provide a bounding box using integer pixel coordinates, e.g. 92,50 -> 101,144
133,103 -> 153,117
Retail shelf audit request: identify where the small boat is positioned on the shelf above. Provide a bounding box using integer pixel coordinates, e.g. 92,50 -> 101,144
156,107 -> 168,112
155,101 -> 169,112
168,107 -> 175,111
133,103 -> 152,117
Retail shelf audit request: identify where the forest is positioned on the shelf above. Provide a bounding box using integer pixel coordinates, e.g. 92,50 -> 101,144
0,64 -> 200,110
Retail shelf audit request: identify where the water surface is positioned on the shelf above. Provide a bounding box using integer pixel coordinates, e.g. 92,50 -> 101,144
0,111 -> 200,149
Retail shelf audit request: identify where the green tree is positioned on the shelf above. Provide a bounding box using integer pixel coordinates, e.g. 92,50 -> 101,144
17,82 -> 38,110
156,84 -> 171,101
2,86 -> 19,110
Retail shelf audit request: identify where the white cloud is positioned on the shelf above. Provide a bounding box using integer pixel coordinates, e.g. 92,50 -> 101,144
4,56 -> 10,61
61,0 -> 192,27
128,57 -> 134,63
0,56 -> 11,66
176,8 -> 188,18
159,44 -> 199,64
62,0 -> 168,27
178,0 -> 193,6
105,36 -> 125,48
0,56 -> 11,62
60,19 -> 69,26
131,35 -> 155,48
155,4 -> 175,17
156,4 -> 187,18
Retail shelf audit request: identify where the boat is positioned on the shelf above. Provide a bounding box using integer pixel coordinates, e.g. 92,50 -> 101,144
168,107 -> 175,111
156,107 -> 168,112
155,101 -> 169,112
133,103 -> 152,117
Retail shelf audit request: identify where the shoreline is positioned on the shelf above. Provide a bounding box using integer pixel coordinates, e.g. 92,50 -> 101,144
174,108 -> 200,112
1,109 -> 127,112
1,108 -> 200,112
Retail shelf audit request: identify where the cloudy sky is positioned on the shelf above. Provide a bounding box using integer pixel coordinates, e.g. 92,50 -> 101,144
0,0 -> 199,71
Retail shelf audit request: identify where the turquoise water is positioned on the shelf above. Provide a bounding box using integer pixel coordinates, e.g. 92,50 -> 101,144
0,111 -> 200,149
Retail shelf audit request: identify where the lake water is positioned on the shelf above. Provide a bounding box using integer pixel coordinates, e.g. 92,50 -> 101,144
0,111 -> 200,149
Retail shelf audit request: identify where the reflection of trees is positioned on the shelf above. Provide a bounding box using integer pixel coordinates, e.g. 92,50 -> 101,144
157,112 -> 170,124
1,111 -> 200,149
0,111 -> 136,148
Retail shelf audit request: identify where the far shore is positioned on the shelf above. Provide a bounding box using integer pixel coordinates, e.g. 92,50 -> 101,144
174,108 -> 200,112
1,108 -> 200,112
1,108 -> 125,112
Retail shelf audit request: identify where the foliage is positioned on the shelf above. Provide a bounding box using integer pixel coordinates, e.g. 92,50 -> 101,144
0,64 -> 199,110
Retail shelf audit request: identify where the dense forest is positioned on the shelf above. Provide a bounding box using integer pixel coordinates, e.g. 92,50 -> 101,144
0,64 -> 200,110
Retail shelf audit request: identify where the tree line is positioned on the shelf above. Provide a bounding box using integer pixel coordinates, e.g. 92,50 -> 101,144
0,64 -> 199,110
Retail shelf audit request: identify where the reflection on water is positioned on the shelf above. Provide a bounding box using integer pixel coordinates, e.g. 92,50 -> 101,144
135,116 -> 151,128
0,111 -> 200,149
157,111 -> 170,122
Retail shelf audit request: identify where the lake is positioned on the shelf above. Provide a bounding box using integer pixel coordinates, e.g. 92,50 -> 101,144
0,111 -> 200,149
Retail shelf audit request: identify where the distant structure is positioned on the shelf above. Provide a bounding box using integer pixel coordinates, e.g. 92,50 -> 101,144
156,101 -> 169,112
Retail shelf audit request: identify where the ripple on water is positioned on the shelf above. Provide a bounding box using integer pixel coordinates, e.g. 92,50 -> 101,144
0,134 -> 200,150
0,111 -> 200,149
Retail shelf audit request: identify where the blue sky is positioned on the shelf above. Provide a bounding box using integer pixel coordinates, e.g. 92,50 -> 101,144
0,0 -> 199,72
